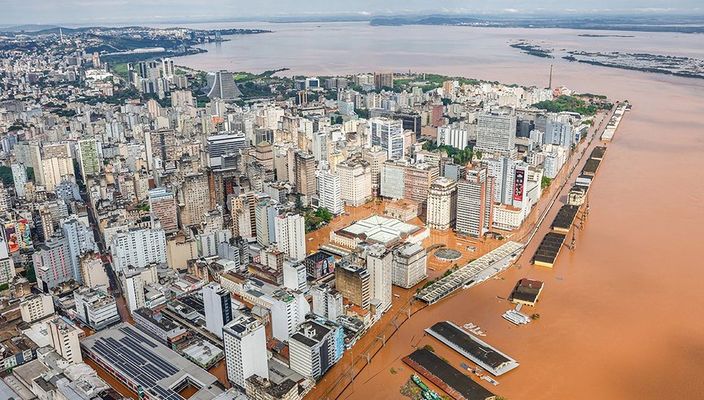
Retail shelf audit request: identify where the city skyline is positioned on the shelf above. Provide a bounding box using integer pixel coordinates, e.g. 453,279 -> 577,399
0,0 -> 702,25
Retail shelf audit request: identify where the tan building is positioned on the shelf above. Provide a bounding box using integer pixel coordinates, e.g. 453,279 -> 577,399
335,262 -> 370,309
80,253 -> 109,288
362,146 -> 387,196
426,177 -> 457,230
149,187 -> 178,233
180,173 -> 210,227
294,151 -> 316,199
48,317 -> 83,364
20,294 -> 55,323
337,156 -> 372,207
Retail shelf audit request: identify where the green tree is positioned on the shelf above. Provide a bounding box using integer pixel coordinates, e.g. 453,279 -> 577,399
315,207 -> 333,223
541,176 -> 552,189
0,166 -> 13,186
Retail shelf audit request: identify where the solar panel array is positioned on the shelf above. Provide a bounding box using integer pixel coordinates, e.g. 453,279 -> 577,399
89,326 -> 185,400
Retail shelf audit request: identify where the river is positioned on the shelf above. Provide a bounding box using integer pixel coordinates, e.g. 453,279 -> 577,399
172,21 -> 704,400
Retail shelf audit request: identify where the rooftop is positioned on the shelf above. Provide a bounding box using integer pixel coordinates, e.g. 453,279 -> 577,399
81,323 -> 224,400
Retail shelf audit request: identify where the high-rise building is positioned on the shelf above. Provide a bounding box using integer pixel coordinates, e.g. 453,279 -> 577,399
254,198 -> 278,247
270,289 -> 310,342
381,161 -> 439,207
392,243 -> 427,289
283,260 -> 307,293
202,283 -> 233,339
426,177 -> 457,230
11,163 -> 27,198
0,236 -> 15,286
274,213 -> 306,262
475,113 -> 517,156
294,151 -> 316,199
119,266 -> 158,314
318,170 -> 343,215
73,286 -> 120,331
77,139 -> 101,181
109,227 -> 167,272
337,156 -> 372,207
373,72 -> 394,90
289,319 -> 344,379
438,123 -> 470,150
223,315 -> 268,389
365,245 -> 393,314
33,235 -> 73,291
456,165 -> 494,237
48,317 -> 82,364
362,147 -> 387,196
20,294 -> 55,323
335,262 -> 370,309
380,161 -> 405,200
80,253 -> 109,288
180,173 -> 210,227
207,70 -> 242,100
369,118 -> 404,160
311,283 -> 343,321
149,188 -> 178,234
62,216 -> 98,284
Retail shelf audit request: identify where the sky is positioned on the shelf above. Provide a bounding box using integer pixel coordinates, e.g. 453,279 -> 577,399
0,0 -> 700,25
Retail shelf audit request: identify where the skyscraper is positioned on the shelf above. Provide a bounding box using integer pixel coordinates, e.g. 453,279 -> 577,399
475,112 -> 517,156
426,177 -> 457,230
62,216 -> 98,284
369,118 -> 404,160
77,139 -> 101,182
337,156 -> 372,207
33,235 -> 72,291
456,165 -> 494,237
202,283 -> 233,339
275,213 -> 306,262
109,227 -> 167,272
223,315 -> 268,389
11,163 -> 27,198
207,70 -> 242,100
289,319 -> 344,379
373,72 -> 394,90
148,188 -> 178,234
294,151 -> 316,199
365,244 -> 393,314
318,170 -> 343,215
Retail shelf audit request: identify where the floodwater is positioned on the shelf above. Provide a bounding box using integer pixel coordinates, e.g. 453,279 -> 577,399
173,22 -> 704,399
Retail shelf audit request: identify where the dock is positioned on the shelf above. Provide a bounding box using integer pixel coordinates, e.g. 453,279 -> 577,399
551,204 -> 580,234
415,241 -> 524,304
532,232 -> 566,268
425,321 -> 519,377
601,102 -> 629,141
403,348 -> 496,400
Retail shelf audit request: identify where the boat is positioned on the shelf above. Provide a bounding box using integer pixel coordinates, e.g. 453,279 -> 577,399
412,375 -> 430,392
482,375 -> 500,386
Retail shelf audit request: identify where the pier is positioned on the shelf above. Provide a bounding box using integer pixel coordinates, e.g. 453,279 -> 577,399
425,321 -> 519,377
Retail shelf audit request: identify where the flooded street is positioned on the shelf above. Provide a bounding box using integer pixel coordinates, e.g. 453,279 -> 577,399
173,22 -> 704,399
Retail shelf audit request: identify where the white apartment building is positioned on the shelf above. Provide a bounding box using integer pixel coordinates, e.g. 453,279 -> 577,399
392,243 -> 427,289
274,213 -> 306,262
73,286 -> 120,331
337,157 -> 372,207
109,227 -> 167,272
318,170 -> 343,215
223,315 -> 269,389
365,245 -> 393,315
270,289 -> 310,342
